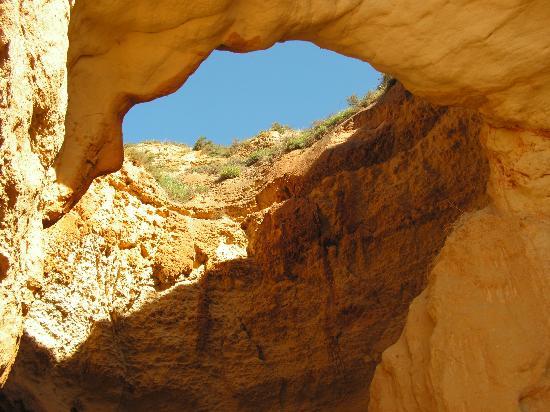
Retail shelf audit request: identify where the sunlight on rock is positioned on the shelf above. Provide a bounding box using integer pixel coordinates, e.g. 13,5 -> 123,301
215,238 -> 248,263
1,2 -> 549,411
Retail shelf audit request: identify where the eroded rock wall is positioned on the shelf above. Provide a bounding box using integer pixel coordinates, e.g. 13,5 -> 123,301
369,125 -> 550,412
0,0 -> 70,386
47,0 -> 550,222
1,86 -> 491,411
0,1 -> 548,410
1,158 -> 249,411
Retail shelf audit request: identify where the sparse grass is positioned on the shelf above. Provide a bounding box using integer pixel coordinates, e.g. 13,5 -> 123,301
270,122 -> 290,134
124,74 -> 396,193
219,165 -> 241,180
346,94 -> 361,107
353,73 -> 396,109
303,106 -> 356,141
208,139 -> 243,157
284,135 -> 309,152
124,146 -> 156,167
154,175 -> 190,202
189,163 -> 221,175
282,73 -> 396,153
228,138 -> 243,154
138,139 -> 190,149
281,107 -> 356,153
125,145 -> 208,203
192,136 -> 235,157
245,148 -> 276,166
188,184 -> 208,197
124,141 -> 190,169
245,151 -> 263,166
207,145 -> 231,157
154,174 -> 207,203
140,139 -> 163,145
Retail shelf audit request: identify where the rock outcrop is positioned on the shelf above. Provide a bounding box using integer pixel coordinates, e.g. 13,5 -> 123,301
0,0 -> 70,386
1,85 -> 491,411
369,125 -> 550,412
48,0 -> 550,222
0,1 -> 548,410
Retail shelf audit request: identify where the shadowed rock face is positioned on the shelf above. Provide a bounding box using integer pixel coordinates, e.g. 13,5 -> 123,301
370,125 -> 550,411
0,85 -> 490,411
0,1 -> 549,410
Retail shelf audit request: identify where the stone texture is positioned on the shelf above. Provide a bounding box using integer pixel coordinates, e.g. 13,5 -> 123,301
369,125 -> 550,412
0,1 -> 548,410
1,86 -> 490,411
0,0 -> 70,386
152,214 -> 196,288
45,0 -> 550,221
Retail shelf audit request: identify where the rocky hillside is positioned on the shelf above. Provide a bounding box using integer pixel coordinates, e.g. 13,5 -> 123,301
1,83 -> 493,411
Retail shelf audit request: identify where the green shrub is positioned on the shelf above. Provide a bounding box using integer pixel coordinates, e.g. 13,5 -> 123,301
283,106 -> 357,153
245,151 -> 263,166
270,122 -> 289,134
208,145 -> 232,157
193,136 -> 213,151
219,165 -> 241,180
283,74 -> 396,154
153,174 -> 208,202
352,73 -> 396,109
154,175 -> 192,202
124,146 -> 155,167
189,163 -> 220,175
329,106 -> 357,126
193,136 -> 233,157
285,135 -> 309,152
228,138 -> 242,155
190,184 -> 208,196
346,94 -> 361,107
245,148 -> 275,166
378,73 -> 396,92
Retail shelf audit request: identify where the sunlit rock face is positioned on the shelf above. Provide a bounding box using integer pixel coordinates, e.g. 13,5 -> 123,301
1,85 -> 491,411
48,0 -> 550,219
369,126 -> 550,412
0,0 -> 70,386
0,1 -> 548,411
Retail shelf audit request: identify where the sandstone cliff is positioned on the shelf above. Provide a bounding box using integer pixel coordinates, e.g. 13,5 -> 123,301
369,126 -> 550,412
0,1 -> 548,411
1,84 -> 490,411
49,0 -> 550,220
0,0 -> 70,386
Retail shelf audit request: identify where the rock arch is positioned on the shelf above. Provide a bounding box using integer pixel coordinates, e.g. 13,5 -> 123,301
45,0 -> 550,222
0,1 -> 549,410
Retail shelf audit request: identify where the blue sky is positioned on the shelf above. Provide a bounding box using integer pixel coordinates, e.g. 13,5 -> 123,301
123,41 -> 380,145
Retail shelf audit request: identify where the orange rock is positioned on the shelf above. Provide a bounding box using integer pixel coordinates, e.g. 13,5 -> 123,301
1,85 -> 492,411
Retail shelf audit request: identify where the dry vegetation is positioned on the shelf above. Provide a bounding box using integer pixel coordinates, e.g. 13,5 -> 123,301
124,75 -> 395,204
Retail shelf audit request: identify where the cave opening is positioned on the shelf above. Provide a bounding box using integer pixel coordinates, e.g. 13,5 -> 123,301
3,36 -> 492,412
121,41 -> 384,207
122,41 -> 382,145
0,1 -> 548,410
